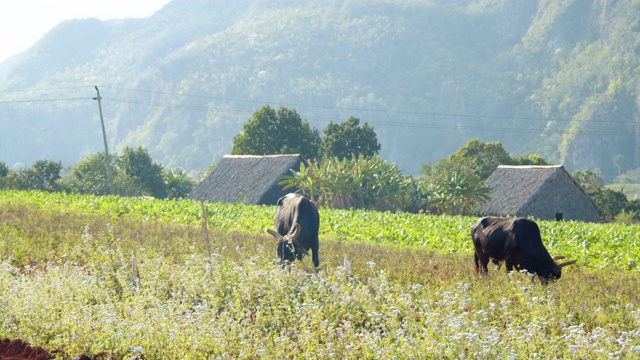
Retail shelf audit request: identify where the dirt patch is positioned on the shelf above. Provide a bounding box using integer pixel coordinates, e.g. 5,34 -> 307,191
0,339 -> 52,360
0,339 -> 110,360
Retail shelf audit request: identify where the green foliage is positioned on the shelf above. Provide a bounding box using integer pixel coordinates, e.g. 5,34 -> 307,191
419,139 -> 520,215
68,147 -> 169,199
572,169 -> 605,192
231,105 -> 320,160
572,169 -> 633,221
278,160 -> 319,202
3,160 -> 64,192
0,162 -> 17,190
116,146 -> 168,198
320,117 -> 381,160
0,161 -> 8,177
1,192 -> 640,358
68,152 -> 115,196
165,169 -> 196,200
428,171 -> 492,216
614,209 -> 638,225
510,153 -> 551,166
589,187 -> 630,222
449,139 -> 513,181
279,156 -> 410,212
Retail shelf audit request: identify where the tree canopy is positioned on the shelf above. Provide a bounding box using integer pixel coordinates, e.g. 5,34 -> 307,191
66,147 -> 173,198
320,117 -> 381,160
448,139 -> 512,181
320,116 -> 380,159
116,147 -> 168,198
231,105 -> 320,160
68,152 -> 115,196
231,106 -> 384,162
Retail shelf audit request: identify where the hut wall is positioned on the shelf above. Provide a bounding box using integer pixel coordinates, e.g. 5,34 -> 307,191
521,170 -> 600,222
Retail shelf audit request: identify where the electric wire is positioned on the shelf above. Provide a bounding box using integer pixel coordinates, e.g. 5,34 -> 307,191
1,85 -> 639,137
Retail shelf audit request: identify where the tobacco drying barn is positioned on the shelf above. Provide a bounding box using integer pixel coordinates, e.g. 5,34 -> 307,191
478,165 -> 601,222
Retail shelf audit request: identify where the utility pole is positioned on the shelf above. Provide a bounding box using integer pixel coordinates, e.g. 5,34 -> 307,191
93,86 -> 113,194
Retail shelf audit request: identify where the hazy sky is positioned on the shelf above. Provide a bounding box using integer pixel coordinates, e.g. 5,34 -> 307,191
0,0 -> 172,63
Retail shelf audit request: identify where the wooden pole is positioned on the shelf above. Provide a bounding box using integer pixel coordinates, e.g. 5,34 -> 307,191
93,86 -> 113,194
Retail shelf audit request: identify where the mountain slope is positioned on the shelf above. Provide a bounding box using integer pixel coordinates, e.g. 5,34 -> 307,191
1,0 -> 639,180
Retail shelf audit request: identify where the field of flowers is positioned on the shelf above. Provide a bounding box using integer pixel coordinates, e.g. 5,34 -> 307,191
0,190 -> 639,358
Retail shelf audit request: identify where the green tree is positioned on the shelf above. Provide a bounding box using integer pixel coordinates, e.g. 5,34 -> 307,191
572,169 -> 605,193
418,139 -> 548,215
320,117 -> 381,160
165,169 -> 196,199
420,159 -> 469,186
510,154 -> 550,166
69,152 -> 115,195
590,188 -> 628,222
231,105 -> 320,160
419,167 -> 491,215
278,161 -> 320,202
0,162 -> 8,177
0,162 -> 18,190
116,146 -> 168,198
449,139 -> 512,181
70,147 -> 168,198
572,169 -> 629,221
13,160 -> 63,192
278,156 -> 409,211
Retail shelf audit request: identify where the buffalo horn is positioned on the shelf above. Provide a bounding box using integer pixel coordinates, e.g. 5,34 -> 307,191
552,255 -> 566,260
557,259 -> 577,268
289,223 -> 301,241
266,229 -> 284,242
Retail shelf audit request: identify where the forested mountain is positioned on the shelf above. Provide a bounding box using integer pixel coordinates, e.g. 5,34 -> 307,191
1,0 -> 639,181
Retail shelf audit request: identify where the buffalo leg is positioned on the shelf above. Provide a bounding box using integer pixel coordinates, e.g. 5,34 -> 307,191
474,250 -> 489,274
505,258 -> 516,273
311,239 -> 320,271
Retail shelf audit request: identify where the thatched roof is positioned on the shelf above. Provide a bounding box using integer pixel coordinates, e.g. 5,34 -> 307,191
189,154 -> 305,205
479,165 -> 601,222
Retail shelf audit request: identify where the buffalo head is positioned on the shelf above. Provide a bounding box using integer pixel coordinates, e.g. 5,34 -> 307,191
267,223 -> 309,265
542,255 -> 577,281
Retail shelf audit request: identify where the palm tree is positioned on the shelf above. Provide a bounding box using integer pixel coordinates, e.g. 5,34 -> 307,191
432,172 -> 491,215
277,161 -> 319,202
165,169 -> 195,199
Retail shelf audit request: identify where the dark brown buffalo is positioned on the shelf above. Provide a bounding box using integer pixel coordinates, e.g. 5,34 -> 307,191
471,217 -> 576,282
267,193 -> 320,269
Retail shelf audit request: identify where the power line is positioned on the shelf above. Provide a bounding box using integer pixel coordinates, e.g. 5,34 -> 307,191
1,85 -> 639,137
0,85 -> 93,94
100,96 -> 640,137
0,97 -> 90,104
102,86 -> 639,126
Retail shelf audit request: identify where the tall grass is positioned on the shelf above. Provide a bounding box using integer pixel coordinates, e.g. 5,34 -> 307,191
0,196 -> 639,358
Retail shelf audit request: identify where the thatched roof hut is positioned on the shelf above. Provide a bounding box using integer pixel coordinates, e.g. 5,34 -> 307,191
479,165 -> 601,222
189,154 -> 305,205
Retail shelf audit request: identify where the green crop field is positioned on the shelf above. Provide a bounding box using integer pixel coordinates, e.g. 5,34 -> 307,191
0,190 -> 639,359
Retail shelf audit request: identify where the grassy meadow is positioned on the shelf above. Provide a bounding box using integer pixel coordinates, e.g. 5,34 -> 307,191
0,190 -> 639,359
